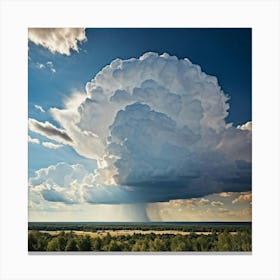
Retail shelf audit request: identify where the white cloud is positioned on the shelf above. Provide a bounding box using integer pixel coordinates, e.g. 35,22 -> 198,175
35,63 -> 45,69
198,198 -> 211,206
42,142 -> 63,149
237,121 -> 252,131
211,201 -> 224,207
46,61 -> 56,73
29,162 -> 140,207
232,192 -> 252,204
30,52 -> 251,203
168,198 -> 211,208
28,28 -> 87,55
29,162 -> 90,205
218,192 -> 233,198
28,135 -> 40,144
35,61 -> 56,73
34,104 -> 45,113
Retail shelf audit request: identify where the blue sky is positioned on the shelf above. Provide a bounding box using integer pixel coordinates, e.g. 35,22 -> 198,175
28,28 -> 252,221
29,28 -> 251,122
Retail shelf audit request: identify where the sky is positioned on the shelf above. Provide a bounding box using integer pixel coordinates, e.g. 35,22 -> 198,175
28,28 -> 252,222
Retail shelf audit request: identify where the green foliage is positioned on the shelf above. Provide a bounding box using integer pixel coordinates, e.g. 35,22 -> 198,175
91,237 -> 102,251
46,238 -> 61,251
28,226 -> 251,252
65,238 -> 78,251
28,230 -> 50,251
77,235 -> 92,251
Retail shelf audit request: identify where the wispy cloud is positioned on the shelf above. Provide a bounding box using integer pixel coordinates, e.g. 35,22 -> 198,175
46,61 -> 56,73
28,118 -> 72,144
28,135 -> 40,144
34,104 -> 45,113
42,142 -> 63,149
211,201 -> 224,207
35,63 -> 45,69
34,61 -> 56,73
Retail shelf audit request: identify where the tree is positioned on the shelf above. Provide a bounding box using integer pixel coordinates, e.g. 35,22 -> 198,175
77,235 -> 92,251
65,238 -> 78,251
196,236 -> 209,251
28,231 -> 39,251
107,240 -> 121,251
216,232 -> 233,251
57,232 -> 67,251
170,236 -> 187,251
28,231 -> 49,251
92,237 -> 102,251
46,238 -> 61,251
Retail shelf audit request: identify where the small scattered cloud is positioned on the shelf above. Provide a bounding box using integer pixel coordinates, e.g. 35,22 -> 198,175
211,201 -> 224,207
34,61 -> 56,73
232,192 -> 252,204
169,198 -> 211,208
34,104 -> 45,113
28,118 -> 72,144
46,61 -> 56,73
218,192 -> 233,198
217,207 -> 229,213
35,63 -> 45,69
28,135 -> 40,144
147,200 -> 251,222
198,198 -> 211,206
28,28 -> 87,56
237,121 -> 252,131
42,142 -> 64,149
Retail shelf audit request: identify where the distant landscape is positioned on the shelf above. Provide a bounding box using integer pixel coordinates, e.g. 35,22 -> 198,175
28,222 -> 251,252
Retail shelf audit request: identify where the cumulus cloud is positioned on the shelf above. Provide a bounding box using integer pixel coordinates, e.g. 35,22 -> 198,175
28,135 -> 40,144
42,142 -> 63,149
218,192 -> 233,198
34,104 -> 45,113
211,201 -> 224,207
30,52 -> 252,204
237,121 -> 252,131
28,118 -> 72,144
170,198 -> 211,207
232,192 -> 252,204
28,28 -> 87,56
29,162 -> 90,204
146,199 -> 251,222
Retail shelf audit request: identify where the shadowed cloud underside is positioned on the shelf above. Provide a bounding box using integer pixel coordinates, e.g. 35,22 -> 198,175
29,52 -> 251,206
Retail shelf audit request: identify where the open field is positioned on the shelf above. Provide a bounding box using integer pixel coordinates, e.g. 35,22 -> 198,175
38,229 -> 237,237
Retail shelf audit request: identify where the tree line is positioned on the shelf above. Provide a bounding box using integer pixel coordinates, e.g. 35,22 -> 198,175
28,222 -> 251,234
28,230 -> 251,252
